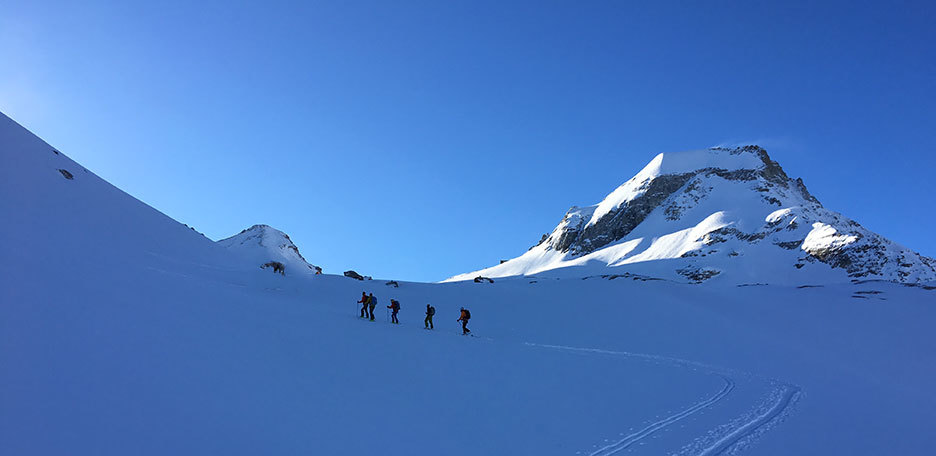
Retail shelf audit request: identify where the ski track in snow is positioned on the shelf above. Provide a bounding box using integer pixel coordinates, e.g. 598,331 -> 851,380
587,377 -> 734,456
685,384 -> 802,456
524,343 -> 802,455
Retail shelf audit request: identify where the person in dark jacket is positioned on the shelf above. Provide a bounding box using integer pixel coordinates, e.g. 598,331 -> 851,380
357,292 -> 368,318
387,299 -> 401,324
368,293 -> 377,321
457,307 -> 471,335
424,304 -> 435,329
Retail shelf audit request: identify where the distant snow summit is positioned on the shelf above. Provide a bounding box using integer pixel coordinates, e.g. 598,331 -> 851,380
218,224 -> 322,275
448,146 -> 936,284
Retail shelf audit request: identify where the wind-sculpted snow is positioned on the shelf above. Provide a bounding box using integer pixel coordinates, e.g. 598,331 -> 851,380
448,145 -> 936,284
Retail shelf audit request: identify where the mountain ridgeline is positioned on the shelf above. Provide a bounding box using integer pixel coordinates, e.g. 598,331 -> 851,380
449,146 -> 936,284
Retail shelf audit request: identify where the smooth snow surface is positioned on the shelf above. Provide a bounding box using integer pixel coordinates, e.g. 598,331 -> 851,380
3,112 -> 936,455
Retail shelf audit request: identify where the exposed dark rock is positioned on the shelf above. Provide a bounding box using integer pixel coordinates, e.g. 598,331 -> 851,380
58,169 -> 74,180
801,232 -> 904,279
569,173 -> 694,255
549,209 -> 587,253
664,179 -> 706,220
530,233 -> 550,250
705,227 -> 766,243
343,270 -> 365,280
601,273 -> 664,282
751,146 -> 791,186
676,266 -> 721,283
261,261 -> 285,275
182,224 -> 211,241
700,232 -> 728,245
794,177 -> 821,204
763,196 -> 782,206
473,276 -> 494,283
775,240 -> 803,250
710,168 -> 759,181
386,280 -> 399,287
899,282 -> 936,291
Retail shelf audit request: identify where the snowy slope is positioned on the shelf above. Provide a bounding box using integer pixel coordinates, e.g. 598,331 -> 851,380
0,112 -> 243,276
448,146 -> 936,284
3,112 -> 936,456
218,224 -> 322,275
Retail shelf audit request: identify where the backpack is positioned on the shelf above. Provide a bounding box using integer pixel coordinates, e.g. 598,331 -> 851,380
391,299 -> 400,310
463,309 -> 471,319
371,296 -> 377,306
427,306 -> 435,316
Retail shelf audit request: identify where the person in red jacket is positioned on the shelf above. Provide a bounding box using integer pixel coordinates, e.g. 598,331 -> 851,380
387,299 -> 401,324
357,292 -> 368,318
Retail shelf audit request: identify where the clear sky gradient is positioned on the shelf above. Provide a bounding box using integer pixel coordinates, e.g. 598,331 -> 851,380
2,0 -> 935,281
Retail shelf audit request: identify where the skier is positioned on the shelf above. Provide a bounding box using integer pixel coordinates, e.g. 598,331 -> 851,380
357,292 -> 368,318
388,299 -> 401,324
457,307 -> 471,335
368,293 -> 377,321
424,304 -> 435,329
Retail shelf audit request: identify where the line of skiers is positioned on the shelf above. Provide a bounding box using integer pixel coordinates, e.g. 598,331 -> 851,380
356,291 -> 471,334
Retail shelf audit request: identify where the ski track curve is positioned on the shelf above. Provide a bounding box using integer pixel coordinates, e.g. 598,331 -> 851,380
524,343 -> 802,456
588,377 -> 734,456
691,384 -> 802,456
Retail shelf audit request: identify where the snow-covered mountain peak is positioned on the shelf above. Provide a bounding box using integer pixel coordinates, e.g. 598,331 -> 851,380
589,145 -> 790,228
223,224 -> 291,245
217,224 -> 321,274
636,146 -> 769,178
448,146 -> 936,284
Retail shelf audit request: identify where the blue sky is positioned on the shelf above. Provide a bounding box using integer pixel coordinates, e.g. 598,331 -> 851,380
2,0 -> 935,281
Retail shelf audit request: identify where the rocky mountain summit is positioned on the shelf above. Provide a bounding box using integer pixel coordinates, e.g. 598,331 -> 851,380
217,224 -> 322,275
449,146 -> 936,284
